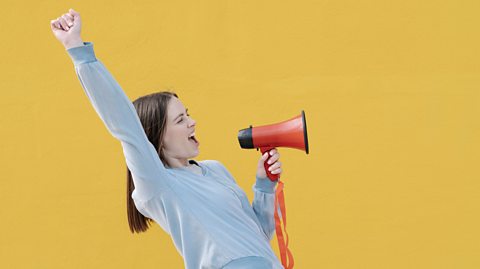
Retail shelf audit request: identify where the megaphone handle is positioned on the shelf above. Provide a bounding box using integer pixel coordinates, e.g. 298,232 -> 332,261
260,147 -> 280,181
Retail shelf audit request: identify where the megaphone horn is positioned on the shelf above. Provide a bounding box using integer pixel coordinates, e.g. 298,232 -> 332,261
238,110 -> 309,154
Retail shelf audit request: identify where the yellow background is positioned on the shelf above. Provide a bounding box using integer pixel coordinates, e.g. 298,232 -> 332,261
1,0 -> 479,268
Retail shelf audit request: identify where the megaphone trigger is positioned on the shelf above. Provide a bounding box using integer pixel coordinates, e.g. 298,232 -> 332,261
260,146 -> 280,181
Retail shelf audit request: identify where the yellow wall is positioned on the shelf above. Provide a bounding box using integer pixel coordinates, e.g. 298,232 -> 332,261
1,0 -> 479,268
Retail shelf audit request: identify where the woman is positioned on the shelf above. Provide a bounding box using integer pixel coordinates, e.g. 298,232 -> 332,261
50,9 -> 284,269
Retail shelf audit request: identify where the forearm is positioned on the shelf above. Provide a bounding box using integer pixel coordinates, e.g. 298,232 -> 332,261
252,176 -> 277,240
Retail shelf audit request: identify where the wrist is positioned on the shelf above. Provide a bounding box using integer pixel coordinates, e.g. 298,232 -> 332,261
64,38 -> 84,50
254,175 -> 277,193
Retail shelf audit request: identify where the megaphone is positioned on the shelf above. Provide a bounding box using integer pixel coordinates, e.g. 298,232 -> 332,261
238,110 -> 309,181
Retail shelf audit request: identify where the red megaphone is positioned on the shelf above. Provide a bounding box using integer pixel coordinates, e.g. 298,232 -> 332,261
238,110 -> 309,181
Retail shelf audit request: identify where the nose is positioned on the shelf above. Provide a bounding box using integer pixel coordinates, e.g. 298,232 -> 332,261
188,116 -> 196,127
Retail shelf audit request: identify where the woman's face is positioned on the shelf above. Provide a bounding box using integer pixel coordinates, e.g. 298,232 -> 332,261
162,97 -> 199,167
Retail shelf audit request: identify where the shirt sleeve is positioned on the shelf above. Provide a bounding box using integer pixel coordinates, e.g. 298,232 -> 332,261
66,42 -> 170,199
252,176 -> 278,241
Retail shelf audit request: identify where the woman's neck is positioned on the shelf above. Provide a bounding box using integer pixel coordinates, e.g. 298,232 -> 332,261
165,157 -> 190,168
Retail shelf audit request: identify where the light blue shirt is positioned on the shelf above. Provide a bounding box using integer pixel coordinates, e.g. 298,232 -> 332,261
66,42 -> 283,269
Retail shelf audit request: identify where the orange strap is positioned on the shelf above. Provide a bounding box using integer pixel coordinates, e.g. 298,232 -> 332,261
274,180 -> 294,269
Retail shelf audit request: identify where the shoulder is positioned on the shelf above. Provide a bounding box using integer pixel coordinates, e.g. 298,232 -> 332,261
197,159 -> 222,167
198,159 -> 227,172
198,160 -> 236,183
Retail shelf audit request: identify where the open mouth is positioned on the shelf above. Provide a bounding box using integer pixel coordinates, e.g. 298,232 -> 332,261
188,133 -> 199,145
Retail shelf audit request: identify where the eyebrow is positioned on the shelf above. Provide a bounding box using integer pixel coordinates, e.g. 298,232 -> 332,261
174,108 -> 188,122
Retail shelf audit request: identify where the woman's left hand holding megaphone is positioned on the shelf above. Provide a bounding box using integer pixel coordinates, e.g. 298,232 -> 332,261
256,148 -> 282,179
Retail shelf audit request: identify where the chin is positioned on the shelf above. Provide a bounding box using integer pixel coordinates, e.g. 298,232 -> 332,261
190,150 -> 200,159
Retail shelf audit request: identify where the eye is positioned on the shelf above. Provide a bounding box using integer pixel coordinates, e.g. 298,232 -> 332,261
177,112 -> 191,124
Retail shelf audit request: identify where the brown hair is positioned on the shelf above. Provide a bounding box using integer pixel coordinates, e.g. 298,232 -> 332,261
127,91 -> 178,233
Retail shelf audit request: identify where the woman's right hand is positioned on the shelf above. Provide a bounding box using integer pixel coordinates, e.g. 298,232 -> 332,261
50,8 -> 84,49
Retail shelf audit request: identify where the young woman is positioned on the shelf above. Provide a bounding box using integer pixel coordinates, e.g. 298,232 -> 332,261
50,9 -> 284,269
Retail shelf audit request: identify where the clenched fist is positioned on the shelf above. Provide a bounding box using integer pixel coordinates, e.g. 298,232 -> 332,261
256,148 -> 282,179
50,8 -> 84,49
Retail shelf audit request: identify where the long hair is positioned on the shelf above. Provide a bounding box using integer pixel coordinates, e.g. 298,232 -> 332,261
127,91 -> 178,233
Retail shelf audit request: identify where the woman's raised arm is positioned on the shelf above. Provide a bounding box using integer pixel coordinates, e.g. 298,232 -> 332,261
51,9 -> 171,200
